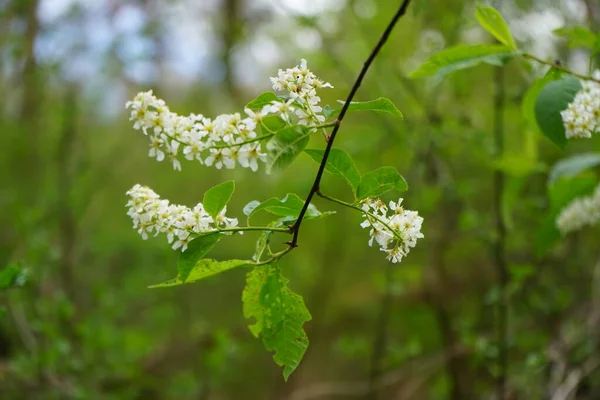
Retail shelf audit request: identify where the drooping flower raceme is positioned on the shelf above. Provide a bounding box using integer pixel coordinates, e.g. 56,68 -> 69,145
561,71 -> 600,139
126,184 -> 239,251
556,183 -> 600,235
359,197 -> 424,263
126,59 -> 333,171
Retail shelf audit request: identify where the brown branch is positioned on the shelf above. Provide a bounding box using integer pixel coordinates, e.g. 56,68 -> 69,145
289,0 -> 413,247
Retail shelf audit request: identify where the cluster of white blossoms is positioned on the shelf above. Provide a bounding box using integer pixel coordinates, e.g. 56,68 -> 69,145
126,59 -> 332,171
359,198 -> 424,263
126,184 -> 239,252
561,71 -> 600,139
556,183 -> 600,235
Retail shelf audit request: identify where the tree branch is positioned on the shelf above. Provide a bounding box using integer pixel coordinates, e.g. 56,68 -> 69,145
288,0 -> 413,247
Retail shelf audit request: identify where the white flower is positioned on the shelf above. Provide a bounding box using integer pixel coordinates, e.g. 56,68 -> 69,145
561,72 -> 600,139
238,143 -> 267,172
359,197 -> 424,264
126,60 -> 331,172
125,184 -> 239,252
556,183 -> 600,234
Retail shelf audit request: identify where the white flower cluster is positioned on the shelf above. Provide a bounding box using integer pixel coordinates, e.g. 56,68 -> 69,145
561,71 -> 600,139
126,184 -> 239,251
270,58 -> 333,126
556,183 -> 600,235
126,59 -> 332,171
359,198 -> 424,263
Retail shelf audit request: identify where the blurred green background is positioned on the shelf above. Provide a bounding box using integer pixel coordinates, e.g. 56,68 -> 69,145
2,0 -> 600,398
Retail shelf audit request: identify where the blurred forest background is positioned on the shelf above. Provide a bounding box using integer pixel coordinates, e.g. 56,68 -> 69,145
1,0 -> 600,399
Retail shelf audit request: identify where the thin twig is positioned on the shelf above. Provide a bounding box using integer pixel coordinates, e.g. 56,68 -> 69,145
288,0 -> 413,248
523,53 -> 600,83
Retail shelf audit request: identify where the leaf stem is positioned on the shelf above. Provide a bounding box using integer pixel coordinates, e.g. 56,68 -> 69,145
523,53 -> 600,83
218,226 -> 291,234
317,191 -> 402,241
289,0 -> 414,248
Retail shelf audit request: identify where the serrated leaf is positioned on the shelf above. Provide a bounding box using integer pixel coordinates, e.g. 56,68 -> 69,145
356,167 -> 408,200
476,5 -> 518,49
266,126 -> 310,174
534,76 -> 581,149
549,153 -> 600,185
304,148 -> 362,194
327,98 -> 403,119
151,258 -> 250,288
242,265 -> 268,337
553,26 -> 597,50
243,263 -> 311,380
177,233 -> 222,283
203,180 -> 235,220
410,44 -> 518,79
246,92 -> 280,110
535,176 -> 597,256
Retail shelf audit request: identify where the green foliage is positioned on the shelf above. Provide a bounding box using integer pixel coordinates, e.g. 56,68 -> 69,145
261,114 -> 287,133
521,69 -> 563,129
356,166 -> 408,200
535,177 -> 598,255
177,233 -> 222,283
410,44 -> 517,79
243,193 -> 325,220
151,259 -> 250,287
325,97 -> 403,119
0,262 -> 26,290
304,148 -> 362,194
534,76 -> 581,149
475,5 -> 518,49
548,153 -> 600,184
203,180 -> 235,220
243,263 -> 311,380
266,126 -> 310,174
246,92 -> 280,109
553,26 -> 598,50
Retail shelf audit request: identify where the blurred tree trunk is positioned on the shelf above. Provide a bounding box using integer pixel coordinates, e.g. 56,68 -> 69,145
56,87 -> 81,314
19,0 -> 40,125
14,0 -> 41,194
221,0 -> 242,98
423,137 -> 474,400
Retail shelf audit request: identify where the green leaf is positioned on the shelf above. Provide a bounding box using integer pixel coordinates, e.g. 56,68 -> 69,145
244,194 -> 327,220
243,264 -> 311,380
0,263 -> 26,290
410,44 -> 518,79
553,26 -> 597,49
356,166 -> 408,200
246,92 -> 280,110
521,69 -> 564,129
327,98 -> 403,119
242,265 -> 268,337
535,176 -> 597,256
261,115 -> 286,134
304,148 -> 362,194
151,258 -> 250,288
203,180 -> 235,220
548,153 -> 600,185
534,76 -> 582,149
475,5 -> 518,49
266,126 -> 310,174
177,233 -> 222,283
